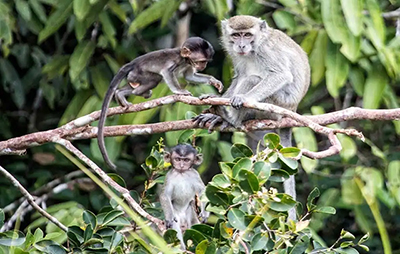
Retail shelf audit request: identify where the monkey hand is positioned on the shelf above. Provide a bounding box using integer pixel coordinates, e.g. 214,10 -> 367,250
199,211 -> 210,223
209,77 -> 224,93
193,113 -> 231,133
174,89 -> 193,96
165,217 -> 178,229
230,95 -> 246,109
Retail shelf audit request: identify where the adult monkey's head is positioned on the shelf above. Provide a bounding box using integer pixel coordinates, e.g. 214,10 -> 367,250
221,15 -> 268,56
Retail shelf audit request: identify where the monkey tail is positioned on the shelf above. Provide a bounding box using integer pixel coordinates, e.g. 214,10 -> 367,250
97,66 -> 130,170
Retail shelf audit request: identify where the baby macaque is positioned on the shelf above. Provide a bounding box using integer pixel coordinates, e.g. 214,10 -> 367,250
160,144 -> 209,249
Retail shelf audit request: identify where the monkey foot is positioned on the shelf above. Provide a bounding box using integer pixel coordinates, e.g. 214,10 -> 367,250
193,113 -> 230,133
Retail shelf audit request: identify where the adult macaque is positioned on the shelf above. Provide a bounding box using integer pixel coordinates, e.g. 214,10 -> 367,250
98,37 -> 223,170
160,144 -> 209,249
194,15 -> 310,220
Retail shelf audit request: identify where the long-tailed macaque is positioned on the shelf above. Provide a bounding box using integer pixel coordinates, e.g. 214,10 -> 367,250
160,144 -> 209,249
98,37 -> 223,170
194,15 -> 310,220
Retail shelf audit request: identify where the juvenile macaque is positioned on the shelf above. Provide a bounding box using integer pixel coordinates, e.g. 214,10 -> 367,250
194,15 -> 310,220
160,144 -> 209,249
98,37 -> 223,170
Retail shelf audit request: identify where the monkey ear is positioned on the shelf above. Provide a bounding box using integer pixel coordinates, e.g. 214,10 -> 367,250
164,152 -> 171,163
194,154 -> 203,165
180,47 -> 191,58
260,20 -> 268,31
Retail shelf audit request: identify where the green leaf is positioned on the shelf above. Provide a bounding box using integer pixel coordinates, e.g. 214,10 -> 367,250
102,210 -> 124,226
227,208 -> 246,230
29,0 -> 47,23
219,162 -> 233,178
348,66 -> 365,96
325,41 -> 349,98
163,229 -> 179,244
16,0 -> 32,21
0,59 -> 25,109
83,224 -> 93,242
212,174 -> 231,189
366,0 -> 385,44
269,169 -> 290,182
321,0 -> 347,43
183,229 -> 207,247
388,161 -> 400,205
273,10 -> 295,33
314,206 -> 336,214
289,235 -> 310,254
99,12 -> 117,48
128,0 -> 173,34
251,232 -> 268,251
42,55 -> 70,79
160,0 -> 183,27
280,147 -> 300,158
363,65 -> 388,109
358,233 -> 370,244
73,0 -> 90,21
46,245 -> 66,254
340,229 -> 356,239
293,127 -> 318,173
341,169 -> 364,205
269,194 -> 296,212
264,133 -> 280,149
83,210 -> 97,230
253,161 -> 271,184
108,0 -> 126,22
38,1 -> 72,43
301,29 -> 318,55
232,158 -> 252,179
238,170 -> 260,193
191,224 -> 214,238
307,187 -> 320,211
340,0 -> 363,36
69,40 -> 96,83
205,185 -> 230,206
230,143 -> 253,158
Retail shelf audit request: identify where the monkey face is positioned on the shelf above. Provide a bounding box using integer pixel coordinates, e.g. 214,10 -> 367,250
171,152 -> 195,171
230,32 -> 255,55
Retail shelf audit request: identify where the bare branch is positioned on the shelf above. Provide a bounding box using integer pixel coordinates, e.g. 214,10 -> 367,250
0,95 -> 399,159
0,165 -> 68,232
54,139 -> 165,232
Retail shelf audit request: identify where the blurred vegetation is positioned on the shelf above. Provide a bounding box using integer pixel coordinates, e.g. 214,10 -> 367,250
1,0 -> 400,253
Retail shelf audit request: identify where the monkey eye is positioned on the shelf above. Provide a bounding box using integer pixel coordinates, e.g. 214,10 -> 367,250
231,33 -> 240,38
244,33 -> 253,38
195,60 -> 207,65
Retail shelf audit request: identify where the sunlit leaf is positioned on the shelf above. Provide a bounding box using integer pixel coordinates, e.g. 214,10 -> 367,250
340,0 -> 363,36
363,65 -> 388,109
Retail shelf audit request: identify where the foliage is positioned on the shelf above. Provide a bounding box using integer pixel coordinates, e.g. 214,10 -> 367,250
0,140 -> 370,253
1,0 -> 400,253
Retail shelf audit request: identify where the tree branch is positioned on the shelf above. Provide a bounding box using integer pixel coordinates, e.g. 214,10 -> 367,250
54,139 -> 165,232
0,165 -> 68,232
0,95 -> 399,157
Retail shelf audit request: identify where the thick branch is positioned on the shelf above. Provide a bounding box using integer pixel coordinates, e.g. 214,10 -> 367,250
0,165 -> 68,232
0,95 -> 399,155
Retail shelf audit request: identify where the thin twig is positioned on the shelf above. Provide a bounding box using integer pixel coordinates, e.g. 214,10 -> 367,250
0,165 -> 68,232
54,139 -> 165,232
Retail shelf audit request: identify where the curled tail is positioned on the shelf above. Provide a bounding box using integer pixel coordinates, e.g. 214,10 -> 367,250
97,65 -> 130,170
